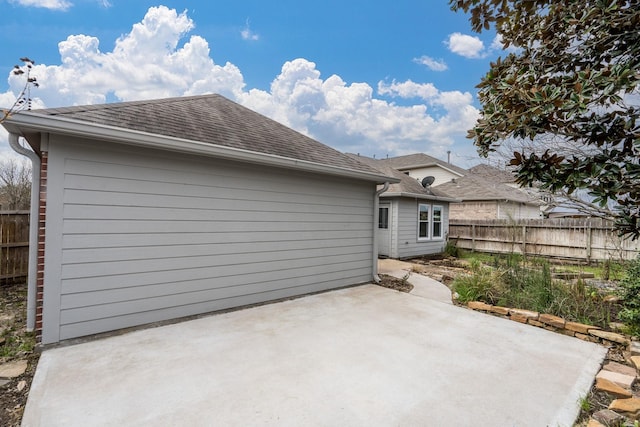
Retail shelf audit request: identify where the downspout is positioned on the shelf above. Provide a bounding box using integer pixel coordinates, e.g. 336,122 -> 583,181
8,133 -> 40,332
372,182 -> 390,283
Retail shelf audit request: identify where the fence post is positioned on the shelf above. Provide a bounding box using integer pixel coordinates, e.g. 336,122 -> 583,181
522,225 -> 527,257
586,222 -> 592,265
471,224 -> 476,252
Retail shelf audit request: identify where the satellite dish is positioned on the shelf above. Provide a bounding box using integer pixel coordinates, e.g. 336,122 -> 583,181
421,176 -> 435,188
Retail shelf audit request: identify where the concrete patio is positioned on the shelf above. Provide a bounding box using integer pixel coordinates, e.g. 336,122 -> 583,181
23,277 -> 606,426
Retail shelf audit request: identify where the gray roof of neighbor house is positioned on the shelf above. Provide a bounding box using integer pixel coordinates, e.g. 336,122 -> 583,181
2,94 -> 395,183
435,174 -> 541,205
346,154 -> 458,202
380,153 -> 468,176
468,164 -> 517,184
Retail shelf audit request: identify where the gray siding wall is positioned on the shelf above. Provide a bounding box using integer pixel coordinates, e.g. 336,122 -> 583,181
395,198 -> 448,259
42,136 -> 375,344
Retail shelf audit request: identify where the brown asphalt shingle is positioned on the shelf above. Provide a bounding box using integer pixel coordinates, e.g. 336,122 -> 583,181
436,174 -> 540,204
29,94 -> 382,175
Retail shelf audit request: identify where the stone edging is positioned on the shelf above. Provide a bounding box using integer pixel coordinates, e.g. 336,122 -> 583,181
465,300 -> 630,346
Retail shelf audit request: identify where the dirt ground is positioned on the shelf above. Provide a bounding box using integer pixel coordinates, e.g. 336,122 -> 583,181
0,281 -> 39,427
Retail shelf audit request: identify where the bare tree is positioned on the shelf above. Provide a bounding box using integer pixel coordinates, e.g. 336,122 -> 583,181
0,159 -> 32,210
1,57 -> 39,124
485,135 -> 619,219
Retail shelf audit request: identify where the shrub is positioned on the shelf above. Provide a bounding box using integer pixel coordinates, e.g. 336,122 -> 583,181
452,259 -> 504,304
444,241 -> 459,257
453,254 -> 615,328
618,256 -> 640,336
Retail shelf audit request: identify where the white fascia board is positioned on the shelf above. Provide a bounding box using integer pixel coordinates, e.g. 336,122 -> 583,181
3,112 -> 399,185
395,163 -> 465,177
381,192 -> 460,203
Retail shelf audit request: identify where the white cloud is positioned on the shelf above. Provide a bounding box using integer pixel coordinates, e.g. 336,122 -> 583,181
0,6 -> 481,163
4,6 -> 245,106
445,32 -> 486,58
9,0 -> 71,10
240,60 -> 479,157
241,19 -> 259,41
413,55 -> 448,71
378,79 -> 439,101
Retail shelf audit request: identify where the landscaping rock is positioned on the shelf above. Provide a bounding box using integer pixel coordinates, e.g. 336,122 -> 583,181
509,314 -> 528,324
608,322 -> 626,332
586,419 -> 605,427
630,356 -> 640,373
595,377 -> 633,398
528,319 -> 544,327
589,329 -> 629,345
539,313 -> 565,328
603,295 -> 621,303
631,341 -> 640,356
467,301 -> 492,311
487,305 -> 509,315
0,360 -> 28,379
603,361 -> 638,377
596,369 -> 636,389
609,397 -> 640,420
508,308 -> 539,320
17,380 -> 26,392
0,379 -> 9,388
565,321 -> 598,334
586,418 -> 605,427
575,332 -> 600,343
592,408 -> 625,425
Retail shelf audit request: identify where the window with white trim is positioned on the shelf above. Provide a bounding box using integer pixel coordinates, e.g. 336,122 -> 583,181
418,204 -> 430,240
432,205 -> 443,239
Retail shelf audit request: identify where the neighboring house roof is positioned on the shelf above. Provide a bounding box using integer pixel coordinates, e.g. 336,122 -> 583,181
346,154 -> 458,202
468,164 -> 517,184
3,94 -> 395,184
435,174 -> 542,205
380,153 -> 467,177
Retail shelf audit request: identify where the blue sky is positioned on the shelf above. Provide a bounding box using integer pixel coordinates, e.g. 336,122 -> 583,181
0,0 -> 508,166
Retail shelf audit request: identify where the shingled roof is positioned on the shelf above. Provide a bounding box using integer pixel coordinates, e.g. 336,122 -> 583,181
468,164 -> 517,184
5,94 -> 387,179
380,153 -> 467,176
346,154 -> 458,201
435,174 -> 541,205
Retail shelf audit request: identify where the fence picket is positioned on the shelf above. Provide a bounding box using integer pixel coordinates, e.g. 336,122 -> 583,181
449,218 -> 639,262
0,211 -> 30,283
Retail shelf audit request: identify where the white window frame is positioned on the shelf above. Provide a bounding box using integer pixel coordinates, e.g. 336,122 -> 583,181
432,205 -> 443,239
418,203 -> 431,240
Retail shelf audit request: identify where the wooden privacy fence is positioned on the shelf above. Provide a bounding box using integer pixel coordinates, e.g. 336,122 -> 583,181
0,211 -> 29,283
449,218 -> 640,262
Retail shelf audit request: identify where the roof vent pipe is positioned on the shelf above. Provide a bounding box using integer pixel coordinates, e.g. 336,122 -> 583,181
8,133 -> 40,332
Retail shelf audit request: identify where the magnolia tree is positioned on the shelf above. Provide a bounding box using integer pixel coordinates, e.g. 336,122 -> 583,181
450,0 -> 640,239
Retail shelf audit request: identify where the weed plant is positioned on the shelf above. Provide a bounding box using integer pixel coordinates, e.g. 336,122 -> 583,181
452,254 -> 615,328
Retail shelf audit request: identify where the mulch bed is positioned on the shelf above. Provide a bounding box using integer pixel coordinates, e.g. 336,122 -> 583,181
377,274 -> 413,293
0,281 -> 39,427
